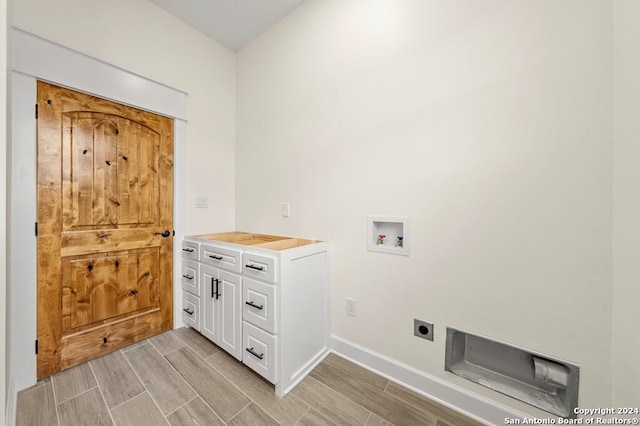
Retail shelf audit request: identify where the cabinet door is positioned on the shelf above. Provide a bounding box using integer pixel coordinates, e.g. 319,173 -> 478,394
218,270 -> 242,360
200,264 -> 219,343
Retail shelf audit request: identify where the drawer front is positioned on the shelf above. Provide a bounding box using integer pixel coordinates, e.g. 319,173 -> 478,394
182,291 -> 200,331
243,278 -> 277,334
181,240 -> 200,261
181,260 -> 200,296
201,244 -> 242,273
242,252 -> 277,283
243,321 -> 276,384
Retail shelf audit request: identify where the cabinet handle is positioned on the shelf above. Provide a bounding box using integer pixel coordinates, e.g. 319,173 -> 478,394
182,308 -> 194,315
208,254 -> 223,260
182,248 -> 194,253
245,301 -> 264,310
182,274 -> 193,280
211,277 -> 221,300
245,347 -> 264,360
245,264 -> 264,271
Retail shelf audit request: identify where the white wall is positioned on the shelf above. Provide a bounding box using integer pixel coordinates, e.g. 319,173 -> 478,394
237,0 -> 613,416
612,0 -> 640,406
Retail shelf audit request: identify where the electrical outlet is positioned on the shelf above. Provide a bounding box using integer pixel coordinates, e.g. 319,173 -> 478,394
346,298 -> 356,316
282,202 -> 290,217
414,319 -> 434,341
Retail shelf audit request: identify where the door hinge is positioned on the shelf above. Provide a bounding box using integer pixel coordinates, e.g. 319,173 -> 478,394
35,104 -> 38,119
35,222 -> 38,237
35,339 -> 38,355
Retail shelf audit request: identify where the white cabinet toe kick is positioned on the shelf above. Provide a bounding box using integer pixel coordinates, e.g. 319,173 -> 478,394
181,232 -> 331,396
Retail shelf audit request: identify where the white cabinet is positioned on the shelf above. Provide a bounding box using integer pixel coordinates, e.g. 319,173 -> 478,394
182,232 -> 331,397
200,264 -> 242,360
181,241 -> 201,331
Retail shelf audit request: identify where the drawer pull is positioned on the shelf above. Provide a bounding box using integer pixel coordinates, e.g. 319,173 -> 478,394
182,248 -> 194,253
208,255 -> 224,260
245,347 -> 264,360
182,274 -> 193,280
245,264 -> 264,271
182,308 -> 194,316
245,301 -> 264,310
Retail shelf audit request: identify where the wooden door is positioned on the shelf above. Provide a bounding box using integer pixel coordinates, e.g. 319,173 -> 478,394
37,81 -> 174,378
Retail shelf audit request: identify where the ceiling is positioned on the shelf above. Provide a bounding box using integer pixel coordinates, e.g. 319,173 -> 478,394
150,0 -> 307,51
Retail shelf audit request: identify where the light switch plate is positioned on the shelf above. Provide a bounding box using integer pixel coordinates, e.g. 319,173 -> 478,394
195,196 -> 208,208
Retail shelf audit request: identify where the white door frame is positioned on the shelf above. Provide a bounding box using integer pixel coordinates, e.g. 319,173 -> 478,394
9,28 -> 188,392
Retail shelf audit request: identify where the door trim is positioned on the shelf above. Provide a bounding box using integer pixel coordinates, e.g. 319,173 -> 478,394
13,29 -> 187,120
10,29 -> 187,391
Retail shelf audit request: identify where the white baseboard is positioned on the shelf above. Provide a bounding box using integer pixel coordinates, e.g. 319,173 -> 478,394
6,375 -> 17,426
330,334 -> 527,426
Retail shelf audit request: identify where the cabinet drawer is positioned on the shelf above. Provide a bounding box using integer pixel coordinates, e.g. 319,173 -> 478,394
201,244 -> 242,273
243,321 -> 276,384
242,252 -> 277,283
182,291 -> 200,331
181,260 -> 199,296
243,278 -> 277,334
181,240 -> 200,261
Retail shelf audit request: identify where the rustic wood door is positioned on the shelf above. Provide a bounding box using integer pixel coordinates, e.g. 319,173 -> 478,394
37,81 -> 174,378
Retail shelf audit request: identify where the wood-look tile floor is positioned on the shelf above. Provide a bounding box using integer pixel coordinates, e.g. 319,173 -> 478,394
16,328 -> 483,426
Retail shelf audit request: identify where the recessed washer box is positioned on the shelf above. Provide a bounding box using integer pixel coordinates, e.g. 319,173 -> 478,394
367,215 -> 410,256
445,328 -> 579,418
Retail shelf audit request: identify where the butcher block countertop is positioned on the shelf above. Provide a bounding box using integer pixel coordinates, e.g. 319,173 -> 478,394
192,231 -> 322,251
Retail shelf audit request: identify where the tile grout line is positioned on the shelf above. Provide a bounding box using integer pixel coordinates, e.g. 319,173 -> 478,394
202,362 -> 269,423
168,345 -> 249,424
201,351 -> 286,423
318,361 -> 414,425
170,329 -> 284,425
298,374 -> 372,425
49,379 -> 61,426
364,412 -> 373,425
292,406 -> 311,426
87,361 -> 117,425
171,329 -> 261,417
290,392 -> 313,417
120,345 -> 194,421
101,351 -> 147,413
162,395 -> 199,420
223,400 -> 254,425
136,335 -> 226,424
53,383 -> 99,406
